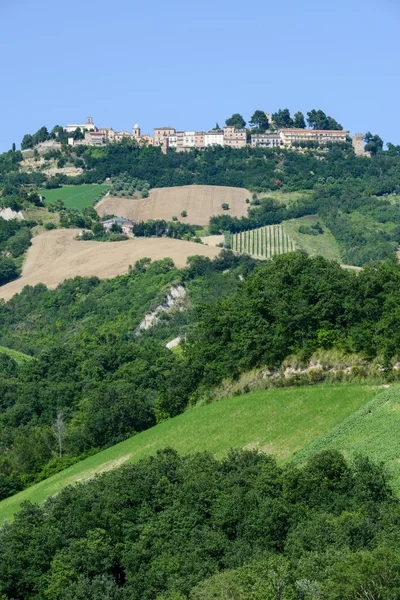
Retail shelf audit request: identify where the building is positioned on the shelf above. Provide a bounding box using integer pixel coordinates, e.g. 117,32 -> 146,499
102,217 -> 133,236
251,133 -> 283,148
195,132 -> 206,148
223,126 -> 247,148
84,130 -> 106,145
65,116 -> 96,133
204,130 -> 224,147
352,133 -> 367,156
154,127 -> 176,147
279,129 -> 349,147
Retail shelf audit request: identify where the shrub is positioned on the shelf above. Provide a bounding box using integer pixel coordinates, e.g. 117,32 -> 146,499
221,203 -> 229,210
172,216 -> 178,221
44,222 -> 56,231
181,211 -> 187,218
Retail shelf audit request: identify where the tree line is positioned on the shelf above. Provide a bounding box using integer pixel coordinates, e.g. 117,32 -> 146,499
1,447 -> 400,599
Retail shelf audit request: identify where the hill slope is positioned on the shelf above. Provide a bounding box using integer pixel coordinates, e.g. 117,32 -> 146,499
95,185 -> 251,225
294,387 -> 400,489
0,383 -> 377,524
0,229 -> 220,300
0,346 -> 33,364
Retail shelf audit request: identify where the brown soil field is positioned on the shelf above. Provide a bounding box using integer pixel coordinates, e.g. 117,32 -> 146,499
0,229 -> 221,301
95,185 -> 251,225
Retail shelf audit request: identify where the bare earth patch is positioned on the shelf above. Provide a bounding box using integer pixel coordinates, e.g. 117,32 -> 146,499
95,185 -> 251,226
0,229 -> 221,301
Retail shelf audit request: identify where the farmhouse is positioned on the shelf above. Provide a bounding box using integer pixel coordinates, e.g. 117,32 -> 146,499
102,217 -> 134,236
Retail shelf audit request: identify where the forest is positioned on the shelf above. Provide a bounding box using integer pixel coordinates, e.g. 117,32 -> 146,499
2,252 -> 400,501
1,447 -> 400,599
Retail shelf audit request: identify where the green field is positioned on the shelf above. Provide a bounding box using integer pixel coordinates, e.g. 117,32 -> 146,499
0,383 -> 377,524
295,386 -> 400,489
282,215 -> 342,262
38,184 -> 110,210
232,224 -> 295,257
0,346 -> 33,365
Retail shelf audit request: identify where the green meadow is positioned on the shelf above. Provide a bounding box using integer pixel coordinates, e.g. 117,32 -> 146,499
0,383 -> 377,524
38,184 -> 110,210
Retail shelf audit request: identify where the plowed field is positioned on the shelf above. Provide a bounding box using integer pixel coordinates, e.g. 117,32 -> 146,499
0,229 -> 221,301
95,185 -> 250,225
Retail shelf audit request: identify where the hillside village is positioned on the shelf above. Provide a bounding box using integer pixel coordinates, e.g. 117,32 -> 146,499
25,114 -> 368,156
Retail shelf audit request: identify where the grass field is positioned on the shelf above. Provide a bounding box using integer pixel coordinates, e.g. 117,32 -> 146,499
295,387 -> 400,490
0,346 -> 33,364
39,184 -> 110,210
282,215 -> 342,262
0,383 -> 377,524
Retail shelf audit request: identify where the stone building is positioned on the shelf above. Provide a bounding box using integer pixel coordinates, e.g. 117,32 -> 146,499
154,126 -> 176,146
223,126 -> 247,148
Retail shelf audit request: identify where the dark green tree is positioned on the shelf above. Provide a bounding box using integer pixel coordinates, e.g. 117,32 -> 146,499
271,108 -> 293,129
225,113 -> 246,129
364,132 -> 384,156
249,110 -> 269,131
293,111 -> 306,129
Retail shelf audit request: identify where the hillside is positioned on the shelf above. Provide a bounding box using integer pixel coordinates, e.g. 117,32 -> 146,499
39,183 -> 110,209
0,228 -> 220,300
0,383 -> 377,524
95,184 -> 251,225
295,386 -> 400,490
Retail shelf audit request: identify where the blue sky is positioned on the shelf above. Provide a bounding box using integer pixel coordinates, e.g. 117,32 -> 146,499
0,0 -> 398,151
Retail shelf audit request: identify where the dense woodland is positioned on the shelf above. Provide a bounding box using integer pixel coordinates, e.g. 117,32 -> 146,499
2,447 -> 400,599
2,253 -> 400,500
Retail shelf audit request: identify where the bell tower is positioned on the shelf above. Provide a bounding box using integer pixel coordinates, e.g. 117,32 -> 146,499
133,124 -> 141,138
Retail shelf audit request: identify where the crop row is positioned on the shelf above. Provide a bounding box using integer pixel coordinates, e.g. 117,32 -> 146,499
231,225 -> 295,258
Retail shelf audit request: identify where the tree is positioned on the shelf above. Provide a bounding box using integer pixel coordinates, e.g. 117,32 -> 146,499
181,211 -> 187,217
364,132 -> 384,156
293,111 -> 306,129
52,411 -> 66,458
271,108 -> 293,129
307,109 -> 343,130
0,257 -> 18,285
249,110 -> 269,132
225,113 -> 246,129
221,203 -> 229,210
11,143 -> 16,153
21,134 -> 34,150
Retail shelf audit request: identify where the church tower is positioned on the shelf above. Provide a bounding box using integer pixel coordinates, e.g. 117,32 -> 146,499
133,124 -> 141,138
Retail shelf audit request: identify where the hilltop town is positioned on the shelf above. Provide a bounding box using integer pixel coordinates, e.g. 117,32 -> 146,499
22,111 -> 368,157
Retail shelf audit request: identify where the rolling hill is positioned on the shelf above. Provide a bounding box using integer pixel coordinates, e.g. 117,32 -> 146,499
294,386 -> 400,490
0,228 -> 220,301
95,185 -> 251,225
0,383 -> 377,524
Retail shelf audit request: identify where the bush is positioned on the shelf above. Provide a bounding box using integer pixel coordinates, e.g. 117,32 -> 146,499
44,222 -> 56,231
221,203 -> 229,210
181,211 -> 187,218
0,256 -> 18,285
172,216 -> 178,221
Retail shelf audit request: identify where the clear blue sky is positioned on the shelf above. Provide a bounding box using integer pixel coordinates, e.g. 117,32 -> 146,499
0,0 -> 398,151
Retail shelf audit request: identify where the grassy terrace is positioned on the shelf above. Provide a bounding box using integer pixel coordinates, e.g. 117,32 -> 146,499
0,383 -> 377,524
38,184 -> 110,210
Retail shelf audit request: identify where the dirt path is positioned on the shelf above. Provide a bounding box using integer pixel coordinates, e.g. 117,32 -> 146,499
0,229 -> 221,301
95,185 -> 251,225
